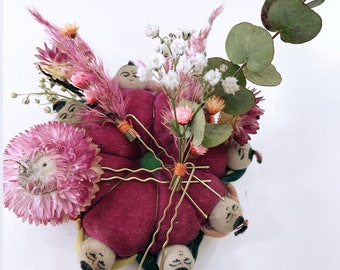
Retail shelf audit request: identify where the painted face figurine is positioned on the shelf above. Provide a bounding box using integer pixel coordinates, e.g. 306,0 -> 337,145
78,237 -> 116,270
201,184 -> 248,238
53,100 -> 85,124
115,61 -> 162,92
157,245 -> 195,270
221,141 -> 262,183
116,62 -> 147,89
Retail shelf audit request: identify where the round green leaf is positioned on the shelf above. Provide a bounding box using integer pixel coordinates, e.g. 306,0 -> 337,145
261,0 -> 281,30
264,0 -> 322,44
202,123 -> 233,148
226,22 -> 274,72
244,64 -> 282,86
222,86 -> 255,115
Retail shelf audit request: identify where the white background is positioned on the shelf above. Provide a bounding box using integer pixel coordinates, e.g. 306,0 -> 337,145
2,1 -> 340,269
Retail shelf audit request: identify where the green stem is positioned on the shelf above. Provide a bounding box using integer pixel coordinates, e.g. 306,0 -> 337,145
232,62 -> 247,78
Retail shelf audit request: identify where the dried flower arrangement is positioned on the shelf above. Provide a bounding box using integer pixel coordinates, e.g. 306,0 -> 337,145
3,1 -> 324,269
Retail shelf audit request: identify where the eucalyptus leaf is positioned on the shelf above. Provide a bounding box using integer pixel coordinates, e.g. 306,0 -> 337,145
244,64 -> 282,86
178,99 -> 205,146
264,0 -> 322,44
225,22 -> 274,72
190,108 -> 205,146
307,0 -> 325,8
222,86 -> 255,115
202,123 -> 233,148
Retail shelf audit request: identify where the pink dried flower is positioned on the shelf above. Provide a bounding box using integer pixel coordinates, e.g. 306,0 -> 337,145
187,5 -> 224,55
173,105 -> 194,125
60,23 -> 79,38
35,43 -> 74,80
84,92 -> 96,105
219,89 -> 264,146
70,72 -> 91,89
190,142 -> 208,156
177,71 -> 203,103
3,122 -> 103,225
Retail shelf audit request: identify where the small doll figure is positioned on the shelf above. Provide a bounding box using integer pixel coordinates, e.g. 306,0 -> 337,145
53,99 -> 86,124
78,237 -> 116,270
115,61 -> 161,92
221,141 -> 262,183
201,183 -> 248,238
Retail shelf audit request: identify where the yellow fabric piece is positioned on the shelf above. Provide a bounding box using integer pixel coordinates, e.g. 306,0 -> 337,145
75,218 -> 86,253
111,255 -> 137,270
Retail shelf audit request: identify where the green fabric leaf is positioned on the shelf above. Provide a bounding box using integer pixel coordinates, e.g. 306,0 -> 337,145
225,22 -> 274,72
222,86 -> 255,115
263,0 -> 322,44
202,123 -> 233,148
140,152 -> 162,170
244,64 -> 282,86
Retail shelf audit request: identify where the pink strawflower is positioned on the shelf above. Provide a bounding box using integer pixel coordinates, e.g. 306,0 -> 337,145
219,89 -> 264,146
190,142 -> 208,156
173,105 -> 194,125
83,92 -> 96,105
3,122 -> 103,225
70,71 -> 91,89
35,43 -> 74,80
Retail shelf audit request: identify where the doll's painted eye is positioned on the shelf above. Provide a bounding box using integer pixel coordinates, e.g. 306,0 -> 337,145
169,259 -> 181,267
68,104 -> 76,112
238,148 -> 245,160
59,113 -> 68,120
226,212 -> 232,223
86,252 -> 97,260
120,71 -> 130,78
97,260 -> 106,270
232,204 -> 239,211
183,257 -> 192,265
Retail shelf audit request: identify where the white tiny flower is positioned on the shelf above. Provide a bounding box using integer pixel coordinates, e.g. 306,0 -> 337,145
157,43 -> 171,58
146,52 -> 166,70
144,23 -> 160,38
160,70 -> 180,90
176,56 -> 191,73
179,27 -> 195,40
222,77 -> 240,95
189,53 -> 208,74
137,66 -> 153,82
219,64 -> 228,73
204,68 -> 222,86
170,38 -> 187,56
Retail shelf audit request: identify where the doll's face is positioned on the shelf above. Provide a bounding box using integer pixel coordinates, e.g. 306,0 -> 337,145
209,197 -> 243,235
78,238 -> 116,270
158,245 -> 195,270
116,65 -> 146,89
226,141 -> 253,170
55,101 -> 83,124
